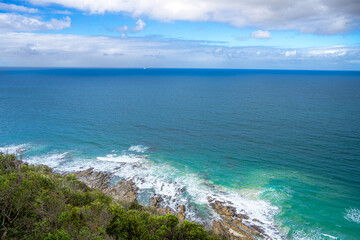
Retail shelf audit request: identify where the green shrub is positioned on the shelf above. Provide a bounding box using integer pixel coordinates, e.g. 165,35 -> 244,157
129,200 -> 144,211
45,230 -> 72,240
0,154 -> 224,240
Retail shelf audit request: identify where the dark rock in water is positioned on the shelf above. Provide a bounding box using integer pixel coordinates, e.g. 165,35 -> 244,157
179,186 -> 186,194
151,195 -> 163,208
211,201 -> 236,217
236,213 -> 250,220
151,194 -> 186,220
204,182 -> 216,189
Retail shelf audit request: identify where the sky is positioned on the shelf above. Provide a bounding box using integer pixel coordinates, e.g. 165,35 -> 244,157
0,0 -> 360,70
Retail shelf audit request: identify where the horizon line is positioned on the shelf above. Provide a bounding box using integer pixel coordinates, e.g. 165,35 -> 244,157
0,67 -> 359,72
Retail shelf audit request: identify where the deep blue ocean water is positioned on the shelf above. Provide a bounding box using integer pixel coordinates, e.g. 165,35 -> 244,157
0,68 -> 359,239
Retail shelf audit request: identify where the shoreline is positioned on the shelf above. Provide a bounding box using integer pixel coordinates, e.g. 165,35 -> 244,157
0,144 -> 283,239
72,168 -> 275,240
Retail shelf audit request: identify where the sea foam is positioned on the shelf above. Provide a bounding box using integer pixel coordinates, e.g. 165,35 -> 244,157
0,144 -> 29,155
128,145 -> 149,153
4,144 -> 284,239
26,152 -> 70,169
345,207 -> 360,224
97,153 -> 144,163
293,229 -> 339,240
78,150 -> 283,239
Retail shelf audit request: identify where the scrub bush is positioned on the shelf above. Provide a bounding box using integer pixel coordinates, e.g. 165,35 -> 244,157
0,154 -> 223,240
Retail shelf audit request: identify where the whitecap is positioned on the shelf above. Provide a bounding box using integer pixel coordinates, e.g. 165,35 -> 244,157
293,229 -> 339,240
97,153 -> 144,163
128,145 -> 149,153
344,207 -> 360,224
322,233 -> 338,239
26,152 -> 70,169
0,144 -> 29,155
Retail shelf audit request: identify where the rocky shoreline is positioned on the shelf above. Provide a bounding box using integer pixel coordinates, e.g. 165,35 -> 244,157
72,168 -> 274,240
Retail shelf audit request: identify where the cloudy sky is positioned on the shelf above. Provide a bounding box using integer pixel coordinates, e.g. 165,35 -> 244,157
0,0 -> 359,70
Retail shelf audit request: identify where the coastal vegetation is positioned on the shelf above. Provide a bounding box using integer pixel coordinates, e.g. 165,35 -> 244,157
0,153 -> 223,240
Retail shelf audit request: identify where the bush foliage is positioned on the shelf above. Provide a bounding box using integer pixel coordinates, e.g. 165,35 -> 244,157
0,154 -> 223,240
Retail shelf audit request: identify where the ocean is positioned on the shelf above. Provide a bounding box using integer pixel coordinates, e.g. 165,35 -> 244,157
0,68 -> 359,239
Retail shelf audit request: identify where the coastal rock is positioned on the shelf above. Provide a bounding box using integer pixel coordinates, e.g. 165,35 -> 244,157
72,169 -> 138,202
211,220 -> 226,235
157,206 -> 175,216
212,201 -> 236,216
208,199 -> 270,240
151,195 -> 163,208
105,180 -> 138,202
177,205 -> 186,221
72,169 -> 273,240
228,227 -> 252,240
151,195 -> 186,221
73,168 -> 111,191
236,213 -> 250,220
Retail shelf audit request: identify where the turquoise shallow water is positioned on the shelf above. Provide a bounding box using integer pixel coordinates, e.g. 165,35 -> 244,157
0,68 -> 359,239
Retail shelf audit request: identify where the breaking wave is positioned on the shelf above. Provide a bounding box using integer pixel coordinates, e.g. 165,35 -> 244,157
1,144 -> 284,239
128,145 -> 149,153
345,207 -> 360,224
292,229 -> 339,240
26,152 -> 70,169
97,153 -> 144,163
0,144 -> 29,155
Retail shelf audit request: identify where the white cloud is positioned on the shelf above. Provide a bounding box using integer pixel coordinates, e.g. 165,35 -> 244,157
117,25 -> 128,32
307,47 -> 348,57
0,32 -> 359,70
25,0 -> 360,34
132,19 -> 146,32
116,20 -> 145,33
0,13 -> 71,31
284,50 -> 296,57
347,60 -> 360,64
251,30 -> 271,39
0,2 -> 38,13
52,9 -> 72,14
